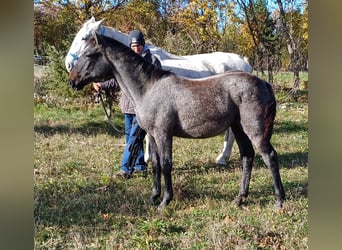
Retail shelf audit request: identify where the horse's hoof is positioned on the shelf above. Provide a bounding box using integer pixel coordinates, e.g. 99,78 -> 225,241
157,204 -> 165,211
149,196 -> 158,205
233,196 -> 243,206
216,160 -> 227,166
275,199 -> 284,210
144,156 -> 150,163
157,201 -> 168,211
215,156 -> 228,166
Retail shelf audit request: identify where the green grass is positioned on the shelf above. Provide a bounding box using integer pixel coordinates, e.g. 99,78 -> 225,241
34,74 -> 308,249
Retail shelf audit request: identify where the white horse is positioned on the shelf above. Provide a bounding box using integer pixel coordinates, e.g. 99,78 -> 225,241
65,17 -> 253,166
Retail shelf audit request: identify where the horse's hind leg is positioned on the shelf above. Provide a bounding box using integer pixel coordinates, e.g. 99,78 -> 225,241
216,127 -> 235,166
244,117 -> 285,208
238,100 -> 285,208
255,141 -> 285,208
231,125 -> 255,206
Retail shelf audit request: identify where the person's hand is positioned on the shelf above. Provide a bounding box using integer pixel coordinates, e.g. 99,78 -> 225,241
93,82 -> 102,92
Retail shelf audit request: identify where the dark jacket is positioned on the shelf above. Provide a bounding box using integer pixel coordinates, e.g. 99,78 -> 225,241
99,47 -> 161,114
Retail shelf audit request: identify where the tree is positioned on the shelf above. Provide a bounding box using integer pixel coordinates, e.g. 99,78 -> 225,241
275,0 -> 305,95
34,0 -> 308,87
298,0 -> 308,71
236,0 -> 279,82
107,0 -> 166,47
169,0 -> 221,54
34,2 -> 72,55
34,0 -> 130,55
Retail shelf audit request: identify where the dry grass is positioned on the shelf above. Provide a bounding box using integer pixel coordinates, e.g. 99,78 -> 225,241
34,70 -> 308,249
34,79 -> 308,249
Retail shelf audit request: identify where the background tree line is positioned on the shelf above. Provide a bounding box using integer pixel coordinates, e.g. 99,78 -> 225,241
34,0 -> 308,93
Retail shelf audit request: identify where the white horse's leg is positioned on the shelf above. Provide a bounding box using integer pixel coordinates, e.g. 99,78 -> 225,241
144,135 -> 150,163
216,127 -> 235,166
146,129 -> 234,165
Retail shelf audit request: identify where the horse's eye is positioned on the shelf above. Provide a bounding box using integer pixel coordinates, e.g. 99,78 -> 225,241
81,37 -> 87,41
86,52 -> 99,58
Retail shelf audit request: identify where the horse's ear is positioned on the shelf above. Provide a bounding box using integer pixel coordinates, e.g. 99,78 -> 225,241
95,19 -> 105,27
92,18 -> 105,33
92,31 -> 103,46
92,31 -> 99,45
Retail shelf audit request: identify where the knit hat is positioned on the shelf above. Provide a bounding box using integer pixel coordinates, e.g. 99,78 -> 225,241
128,30 -> 145,46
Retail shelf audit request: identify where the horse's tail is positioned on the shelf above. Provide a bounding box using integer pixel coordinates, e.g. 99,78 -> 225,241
263,82 -> 277,141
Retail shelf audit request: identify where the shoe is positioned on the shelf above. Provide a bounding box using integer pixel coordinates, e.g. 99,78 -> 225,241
112,170 -> 132,179
112,168 -> 148,179
133,168 -> 148,177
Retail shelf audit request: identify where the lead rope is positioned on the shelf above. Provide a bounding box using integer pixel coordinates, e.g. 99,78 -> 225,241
95,91 -> 123,192
97,91 -> 124,133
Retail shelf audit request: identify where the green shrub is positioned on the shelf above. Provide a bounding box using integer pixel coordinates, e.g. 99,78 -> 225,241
46,45 -> 78,97
39,45 -> 91,100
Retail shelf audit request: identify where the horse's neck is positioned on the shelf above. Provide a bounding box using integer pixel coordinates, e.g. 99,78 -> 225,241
107,47 -> 151,104
98,26 -> 128,46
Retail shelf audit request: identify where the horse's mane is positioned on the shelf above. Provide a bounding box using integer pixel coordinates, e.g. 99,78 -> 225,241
100,25 -> 180,60
102,25 -> 127,38
103,25 -> 121,32
95,34 -> 172,81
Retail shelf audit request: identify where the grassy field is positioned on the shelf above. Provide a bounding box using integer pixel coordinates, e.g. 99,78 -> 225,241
34,72 -> 308,249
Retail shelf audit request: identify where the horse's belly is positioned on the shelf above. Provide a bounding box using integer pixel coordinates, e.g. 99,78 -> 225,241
174,112 -> 232,138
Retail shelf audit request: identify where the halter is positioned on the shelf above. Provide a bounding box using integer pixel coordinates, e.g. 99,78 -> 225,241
68,53 -> 79,61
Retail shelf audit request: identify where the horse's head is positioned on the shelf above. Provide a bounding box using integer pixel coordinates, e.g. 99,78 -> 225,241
65,17 -> 104,72
69,33 -> 113,90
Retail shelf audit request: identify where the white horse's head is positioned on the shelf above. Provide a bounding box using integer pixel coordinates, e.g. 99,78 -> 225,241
65,17 -> 104,72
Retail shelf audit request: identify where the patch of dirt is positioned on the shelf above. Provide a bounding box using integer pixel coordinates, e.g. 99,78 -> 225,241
34,65 -> 47,79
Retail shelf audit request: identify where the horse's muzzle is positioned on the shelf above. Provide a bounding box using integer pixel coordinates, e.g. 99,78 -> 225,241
69,79 -> 80,90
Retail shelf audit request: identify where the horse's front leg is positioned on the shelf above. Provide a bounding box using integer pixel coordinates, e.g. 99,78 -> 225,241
216,127 -> 235,166
154,135 -> 173,210
148,135 -> 161,204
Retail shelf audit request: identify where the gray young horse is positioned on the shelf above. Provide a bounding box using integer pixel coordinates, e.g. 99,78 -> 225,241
69,33 -> 285,210
65,17 -> 254,166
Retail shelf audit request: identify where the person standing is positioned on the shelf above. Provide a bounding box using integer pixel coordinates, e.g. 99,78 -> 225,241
93,30 -> 161,178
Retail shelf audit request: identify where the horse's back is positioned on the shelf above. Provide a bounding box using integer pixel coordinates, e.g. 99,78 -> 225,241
183,52 -> 253,74
143,67 -> 274,140
178,71 -> 276,118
